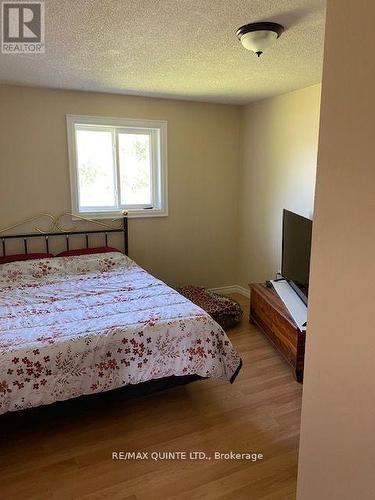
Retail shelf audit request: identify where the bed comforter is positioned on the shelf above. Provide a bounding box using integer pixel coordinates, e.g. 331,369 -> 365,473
0,252 -> 241,415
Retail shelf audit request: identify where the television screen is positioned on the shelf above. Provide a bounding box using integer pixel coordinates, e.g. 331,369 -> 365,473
281,210 -> 313,305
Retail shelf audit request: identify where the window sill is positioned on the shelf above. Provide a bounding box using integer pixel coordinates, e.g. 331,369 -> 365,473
72,208 -> 168,220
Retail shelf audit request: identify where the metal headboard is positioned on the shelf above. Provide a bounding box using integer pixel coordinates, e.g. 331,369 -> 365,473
0,211 -> 129,257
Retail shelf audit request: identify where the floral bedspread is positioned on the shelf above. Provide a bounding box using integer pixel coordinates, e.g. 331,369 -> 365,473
0,253 -> 241,414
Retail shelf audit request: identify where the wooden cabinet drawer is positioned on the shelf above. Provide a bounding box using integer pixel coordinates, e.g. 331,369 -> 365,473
251,292 -> 297,350
249,283 -> 305,382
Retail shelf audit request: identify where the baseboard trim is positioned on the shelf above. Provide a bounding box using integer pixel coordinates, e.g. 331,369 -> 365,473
209,285 -> 250,298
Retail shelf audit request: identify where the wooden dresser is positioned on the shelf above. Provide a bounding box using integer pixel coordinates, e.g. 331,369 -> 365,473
249,283 -> 306,382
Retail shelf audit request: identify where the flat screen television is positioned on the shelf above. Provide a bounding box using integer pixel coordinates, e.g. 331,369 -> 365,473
281,209 -> 313,305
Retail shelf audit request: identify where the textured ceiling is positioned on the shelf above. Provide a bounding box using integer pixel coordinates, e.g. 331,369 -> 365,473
0,0 -> 326,104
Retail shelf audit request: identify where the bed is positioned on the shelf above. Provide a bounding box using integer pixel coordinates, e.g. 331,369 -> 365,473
0,214 -> 241,415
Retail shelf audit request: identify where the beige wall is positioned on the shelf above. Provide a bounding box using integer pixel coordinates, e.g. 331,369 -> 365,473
238,85 -> 321,287
0,85 -> 241,288
297,1 -> 375,499
0,83 -> 321,290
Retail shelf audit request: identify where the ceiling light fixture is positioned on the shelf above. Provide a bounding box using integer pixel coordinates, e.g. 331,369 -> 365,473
236,22 -> 284,57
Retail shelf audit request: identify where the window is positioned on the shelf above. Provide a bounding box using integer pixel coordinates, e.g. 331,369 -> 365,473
67,115 -> 167,217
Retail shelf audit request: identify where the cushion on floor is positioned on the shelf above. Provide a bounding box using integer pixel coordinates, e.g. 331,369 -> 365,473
177,286 -> 243,330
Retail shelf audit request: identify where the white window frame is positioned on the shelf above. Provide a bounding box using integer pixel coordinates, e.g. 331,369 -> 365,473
66,115 -> 168,218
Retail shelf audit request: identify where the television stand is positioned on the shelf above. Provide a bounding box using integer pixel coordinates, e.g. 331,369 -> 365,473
249,283 -> 306,382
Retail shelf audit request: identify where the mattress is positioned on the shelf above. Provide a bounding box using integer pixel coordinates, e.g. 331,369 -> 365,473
0,252 -> 241,415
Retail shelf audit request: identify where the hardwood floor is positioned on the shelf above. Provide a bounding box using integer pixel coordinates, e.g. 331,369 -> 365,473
0,294 -> 302,500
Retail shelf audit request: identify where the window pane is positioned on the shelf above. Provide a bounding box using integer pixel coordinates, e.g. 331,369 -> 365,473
118,133 -> 152,206
76,129 -> 116,208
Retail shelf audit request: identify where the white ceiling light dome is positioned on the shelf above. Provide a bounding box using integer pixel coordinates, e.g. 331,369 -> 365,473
236,22 -> 284,57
